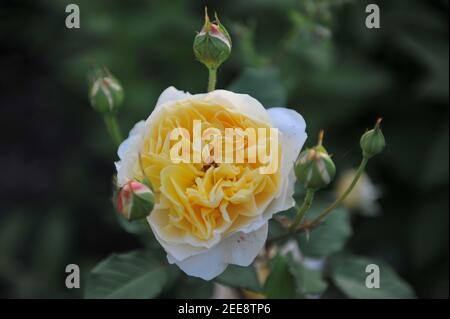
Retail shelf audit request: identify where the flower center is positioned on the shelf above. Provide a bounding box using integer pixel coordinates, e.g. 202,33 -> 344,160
139,100 -> 281,241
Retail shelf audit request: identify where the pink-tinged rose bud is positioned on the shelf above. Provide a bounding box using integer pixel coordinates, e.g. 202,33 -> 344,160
116,181 -> 154,221
193,9 -> 231,70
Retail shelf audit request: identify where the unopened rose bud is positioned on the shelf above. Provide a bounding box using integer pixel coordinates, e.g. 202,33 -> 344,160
295,131 -> 336,191
193,9 -> 231,70
116,181 -> 154,221
89,66 -> 124,114
360,118 -> 385,159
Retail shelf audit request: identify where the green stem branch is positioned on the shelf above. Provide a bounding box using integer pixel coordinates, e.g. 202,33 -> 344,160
305,157 -> 368,229
103,114 -> 123,147
267,157 -> 369,245
207,67 -> 217,92
289,189 -> 315,232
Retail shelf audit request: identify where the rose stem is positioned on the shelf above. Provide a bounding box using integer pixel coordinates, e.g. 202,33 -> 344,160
103,113 -> 123,147
306,157 -> 368,229
268,157 -> 369,245
207,67 -> 217,92
289,189 -> 315,232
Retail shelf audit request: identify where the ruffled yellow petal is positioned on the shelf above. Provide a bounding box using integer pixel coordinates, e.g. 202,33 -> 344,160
139,101 -> 281,241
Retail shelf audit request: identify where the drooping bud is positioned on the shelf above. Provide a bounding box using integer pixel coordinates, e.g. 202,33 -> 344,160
89,66 -> 124,114
116,181 -> 154,221
295,131 -> 336,191
193,8 -> 232,70
360,118 -> 385,159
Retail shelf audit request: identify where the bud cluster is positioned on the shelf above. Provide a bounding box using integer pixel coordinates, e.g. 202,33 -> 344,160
295,117 -> 386,193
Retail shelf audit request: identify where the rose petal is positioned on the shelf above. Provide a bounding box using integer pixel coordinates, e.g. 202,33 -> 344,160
263,107 -> 307,212
167,223 -> 268,280
225,222 -> 269,266
267,107 -> 307,166
115,87 -> 191,186
115,120 -> 145,186
155,86 -> 191,108
229,107 -> 307,233
205,90 -> 271,125
117,121 -> 145,159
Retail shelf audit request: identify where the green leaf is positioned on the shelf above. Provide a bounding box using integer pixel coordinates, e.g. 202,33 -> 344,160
264,255 -> 297,298
85,250 -> 178,299
297,206 -> 352,258
228,67 -> 287,106
216,264 -> 262,293
287,258 -> 328,296
329,253 -> 416,299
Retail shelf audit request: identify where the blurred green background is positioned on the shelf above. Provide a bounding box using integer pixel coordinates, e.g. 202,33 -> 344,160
0,0 -> 448,298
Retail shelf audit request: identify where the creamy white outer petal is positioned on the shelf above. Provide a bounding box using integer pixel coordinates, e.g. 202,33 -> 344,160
267,107 -> 307,165
155,86 -> 191,109
167,223 -> 268,280
115,120 -> 146,186
145,88 -> 271,132
203,90 -> 271,125
230,107 -> 307,233
115,87 -> 192,187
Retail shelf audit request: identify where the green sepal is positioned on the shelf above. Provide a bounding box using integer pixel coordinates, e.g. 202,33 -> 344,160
129,191 -> 154,221
194,34 -> 231,69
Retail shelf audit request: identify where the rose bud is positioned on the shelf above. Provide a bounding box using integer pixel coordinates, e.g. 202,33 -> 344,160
295,131 -> 336,191
193,9 -> 232,70
88,66 -> 124,114
360,118 -> 386,159
116,181 -> 154,221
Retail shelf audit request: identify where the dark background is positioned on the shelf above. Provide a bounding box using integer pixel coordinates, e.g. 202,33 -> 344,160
0,0 -> 448,298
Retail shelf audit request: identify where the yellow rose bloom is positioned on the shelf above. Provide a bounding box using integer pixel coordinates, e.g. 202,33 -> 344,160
115,87 -> 307,280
